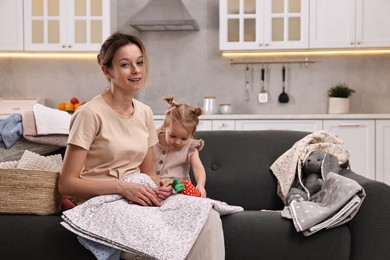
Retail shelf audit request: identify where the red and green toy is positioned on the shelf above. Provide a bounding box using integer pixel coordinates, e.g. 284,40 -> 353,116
171,179 -> 201,197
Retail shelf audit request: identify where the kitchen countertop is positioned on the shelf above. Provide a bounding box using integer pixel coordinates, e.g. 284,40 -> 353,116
154,114 -> 390,120
2,113 -> 389,121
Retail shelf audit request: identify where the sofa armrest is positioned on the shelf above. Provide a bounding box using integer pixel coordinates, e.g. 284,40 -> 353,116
340,169 -> 390,260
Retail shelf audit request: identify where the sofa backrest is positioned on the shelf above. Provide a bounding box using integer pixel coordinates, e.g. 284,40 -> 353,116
192,130 -> 310,210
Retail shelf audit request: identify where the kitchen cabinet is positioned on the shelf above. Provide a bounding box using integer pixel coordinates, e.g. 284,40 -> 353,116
219,0 -> 309,50
212,120 -> 235,130
0,97 -> 45,118
310,0 -> 390,48
323,120 -> 375,180
23,0 -> 117,51
376,120 -> 390,186
235,119 -> 322,132
154,120 -> 213,131
0,0 -> 24,50
154,120 -> 163,130
197,120 -> 213,131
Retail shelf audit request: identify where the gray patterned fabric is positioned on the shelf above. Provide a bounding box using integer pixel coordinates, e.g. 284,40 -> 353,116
282,172 -> 366,236
270,130 -> 350,203
61,173 -> 243,260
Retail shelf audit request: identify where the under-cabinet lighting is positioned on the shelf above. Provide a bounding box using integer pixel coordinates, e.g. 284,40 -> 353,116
222,49 -> 390,57
0,52 -> 97,59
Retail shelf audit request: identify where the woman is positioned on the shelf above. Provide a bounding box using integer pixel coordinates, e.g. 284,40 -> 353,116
58,32 -> 169,206
59,32 -> 225,259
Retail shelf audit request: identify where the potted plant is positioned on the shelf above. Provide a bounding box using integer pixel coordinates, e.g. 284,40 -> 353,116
327,83 -> 355,114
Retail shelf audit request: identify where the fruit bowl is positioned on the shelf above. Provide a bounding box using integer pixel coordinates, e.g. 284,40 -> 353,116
58,97 -> 82,112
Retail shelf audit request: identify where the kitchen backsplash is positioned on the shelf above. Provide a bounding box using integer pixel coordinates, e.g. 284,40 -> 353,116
1,0 -> 390,115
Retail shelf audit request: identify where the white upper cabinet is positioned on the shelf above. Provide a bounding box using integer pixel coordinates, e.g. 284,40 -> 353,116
264,0 -> 309,50
23,0 -> 117,51
0,0 -> 24,50
219,0 -> 309,50
310,0 -> 390,48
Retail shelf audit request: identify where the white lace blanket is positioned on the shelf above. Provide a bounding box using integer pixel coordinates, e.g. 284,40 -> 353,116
270,130 -> 350,203
61,173 -> 243,260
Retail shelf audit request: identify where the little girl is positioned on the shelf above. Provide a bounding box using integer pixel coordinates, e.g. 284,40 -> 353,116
153,97 -> 207,197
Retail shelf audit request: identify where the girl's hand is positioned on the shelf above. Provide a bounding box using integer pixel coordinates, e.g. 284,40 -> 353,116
197,185 -> 207,198
155,181 -> 173,201
121,181 -> 162,207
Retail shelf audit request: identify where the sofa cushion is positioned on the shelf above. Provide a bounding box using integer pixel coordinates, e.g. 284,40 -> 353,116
222,210 -> 351,260
194,130 -> 310,210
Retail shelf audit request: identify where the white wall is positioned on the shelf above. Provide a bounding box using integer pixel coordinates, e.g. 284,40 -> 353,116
1,0 -> 390,115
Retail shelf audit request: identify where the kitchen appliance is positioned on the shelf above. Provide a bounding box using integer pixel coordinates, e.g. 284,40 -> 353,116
129,0 -> 199,31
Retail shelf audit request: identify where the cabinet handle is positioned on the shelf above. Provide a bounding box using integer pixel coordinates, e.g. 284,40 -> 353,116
350,42 -> 354,45
337,123 -> 360,127
259,43 -> 262,47
218,123 -> 232,129
265,43 -> 269,46
356,42 -> 361,45
62,45 -> 66,48
68,45 -> 72,48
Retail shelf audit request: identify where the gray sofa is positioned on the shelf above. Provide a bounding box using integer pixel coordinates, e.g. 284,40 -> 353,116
1,130 -> 389,260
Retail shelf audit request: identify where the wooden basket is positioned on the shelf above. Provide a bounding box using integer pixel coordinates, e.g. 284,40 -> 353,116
0,168 -> 62,215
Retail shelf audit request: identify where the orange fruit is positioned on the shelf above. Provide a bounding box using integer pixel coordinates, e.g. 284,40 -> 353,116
65,103 -> 74,110
58,103 -> 66,110
74,103 -> 81,110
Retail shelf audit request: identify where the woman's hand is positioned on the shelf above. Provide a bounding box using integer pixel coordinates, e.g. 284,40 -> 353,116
120,181 -> 162,207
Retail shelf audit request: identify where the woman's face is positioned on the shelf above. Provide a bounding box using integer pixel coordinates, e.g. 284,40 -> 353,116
105,43 -> 144,92
164,120 -> 191,150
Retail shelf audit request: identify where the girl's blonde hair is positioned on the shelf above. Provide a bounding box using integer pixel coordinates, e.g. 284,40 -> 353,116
160,96 -> 202,136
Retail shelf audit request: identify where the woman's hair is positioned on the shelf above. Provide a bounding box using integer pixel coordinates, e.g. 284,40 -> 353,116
97,32 -> 149,84
160,96 -> 202,136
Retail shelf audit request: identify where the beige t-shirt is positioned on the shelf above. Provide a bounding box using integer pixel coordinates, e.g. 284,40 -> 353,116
153,132 -> 204,181
68,95 -> 158,180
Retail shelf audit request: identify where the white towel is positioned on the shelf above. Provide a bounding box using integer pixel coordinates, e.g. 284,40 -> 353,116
33,104 -> 71,135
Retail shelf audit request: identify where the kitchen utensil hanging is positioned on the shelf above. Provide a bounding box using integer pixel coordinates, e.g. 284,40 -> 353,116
278,65 -> 289,103
244,65 -> 250,101
258,67 -> 268,103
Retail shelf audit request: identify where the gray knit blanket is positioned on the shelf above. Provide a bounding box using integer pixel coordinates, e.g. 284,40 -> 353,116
61,173 -> 243,260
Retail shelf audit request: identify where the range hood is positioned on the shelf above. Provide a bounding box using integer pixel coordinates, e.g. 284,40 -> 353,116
129,0 -> 199,31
